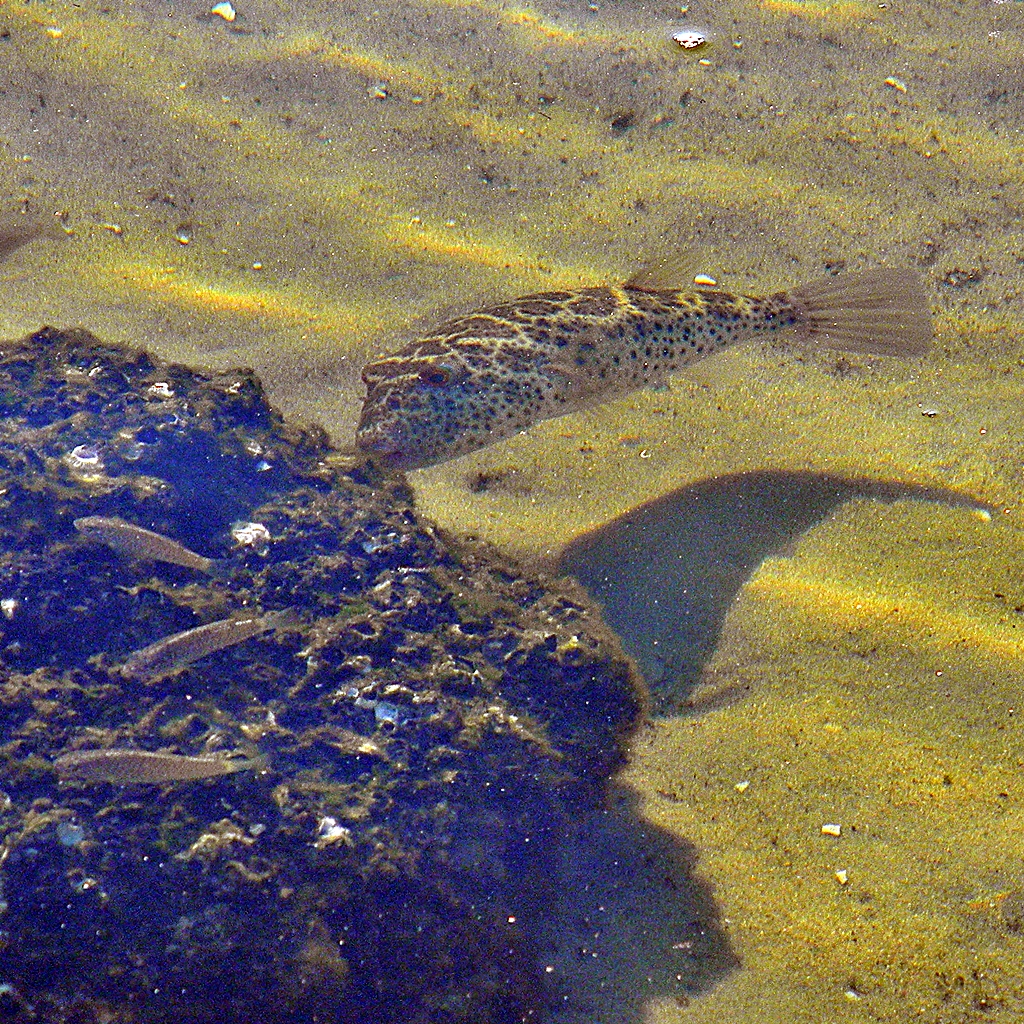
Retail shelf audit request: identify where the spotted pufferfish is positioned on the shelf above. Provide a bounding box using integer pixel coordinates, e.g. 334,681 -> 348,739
355,267 -> 932,471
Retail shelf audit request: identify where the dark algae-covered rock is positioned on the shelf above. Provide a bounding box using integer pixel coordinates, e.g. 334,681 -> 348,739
0,328 -> 646,1023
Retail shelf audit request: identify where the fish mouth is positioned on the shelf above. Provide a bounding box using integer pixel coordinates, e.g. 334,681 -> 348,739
354,433 -> 418,472
371,449 -> 414,471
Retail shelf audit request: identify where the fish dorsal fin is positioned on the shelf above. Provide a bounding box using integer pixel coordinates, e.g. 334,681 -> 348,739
625,249 -> 715,292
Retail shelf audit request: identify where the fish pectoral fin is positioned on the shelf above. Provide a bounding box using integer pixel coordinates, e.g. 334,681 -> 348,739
544,359 -> 588,386
542,359 -> 601,404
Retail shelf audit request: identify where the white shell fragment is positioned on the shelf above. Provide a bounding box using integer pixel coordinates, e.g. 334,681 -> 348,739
314,816 -> 353,849
231,520 -> 272,549
211,1 -> 236,21
67,444 -> 102,469
821,823 -> 842,836
672,28 -> 707,49
693,273 -> 718,287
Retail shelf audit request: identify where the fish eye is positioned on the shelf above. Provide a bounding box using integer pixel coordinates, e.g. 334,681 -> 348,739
419,366 -> 453,387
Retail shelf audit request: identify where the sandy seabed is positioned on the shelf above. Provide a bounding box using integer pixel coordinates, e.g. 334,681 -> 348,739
0,0 -> 1022,1019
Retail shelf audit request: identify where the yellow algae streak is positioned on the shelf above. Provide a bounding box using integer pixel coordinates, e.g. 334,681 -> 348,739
280,33 -> 435,90
108,264 -> 382,337
758,0 -> 870,21
382,219 -> 596,289
623,498 -> 1024,1023
747,561 -> 1024,670
499,6 -> 582,45
418,0 -> 585,46
385,223 -> 528,271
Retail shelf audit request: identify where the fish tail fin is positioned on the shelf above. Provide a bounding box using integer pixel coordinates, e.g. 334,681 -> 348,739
228,753 -> 268,775
787,269 -> 933,357
266,608 -> 303,631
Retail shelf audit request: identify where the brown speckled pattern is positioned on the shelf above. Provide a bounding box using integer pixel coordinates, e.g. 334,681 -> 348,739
357,283 -> 798,470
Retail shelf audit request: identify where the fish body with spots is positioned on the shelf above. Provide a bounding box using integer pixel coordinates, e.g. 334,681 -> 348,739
356,269 -> 932,470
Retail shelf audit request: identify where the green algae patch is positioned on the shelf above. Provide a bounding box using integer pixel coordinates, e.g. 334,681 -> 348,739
620,497 -> 1024,1023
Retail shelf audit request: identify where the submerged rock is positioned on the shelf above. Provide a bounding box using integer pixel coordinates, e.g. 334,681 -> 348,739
0,328 -> 645,1024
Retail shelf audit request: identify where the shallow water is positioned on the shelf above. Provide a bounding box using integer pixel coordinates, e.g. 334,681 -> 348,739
1,0 -> 1023,1019
559,471 -> 993,709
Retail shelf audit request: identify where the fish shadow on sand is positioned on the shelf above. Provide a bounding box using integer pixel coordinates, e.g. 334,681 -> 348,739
538,470 -> 988,1019
559,469 -> 988,715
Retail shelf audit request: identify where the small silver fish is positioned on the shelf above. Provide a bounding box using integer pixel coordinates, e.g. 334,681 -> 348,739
356,268 -> 932,470
74,516 -> 220,574
54,748 -> 262,785
120,609 -> 298,682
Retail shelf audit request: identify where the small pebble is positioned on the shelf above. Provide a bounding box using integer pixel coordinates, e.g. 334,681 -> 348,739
672,29 -> 706,49
694,273 -> 717,286
821,823 -> 842,836
374,700 -> 407,725
734,780 -> 750,793
211,1 -> 236,21
835,868 -> 849,884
